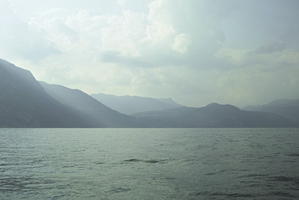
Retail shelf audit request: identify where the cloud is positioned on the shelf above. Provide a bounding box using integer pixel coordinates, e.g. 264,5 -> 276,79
0,0 -> 60,61
252,42 -> 286,54
100,51 -> 152,67
1,0 -> 299,106
24,0 -> 235,69
172,34 -> 191,54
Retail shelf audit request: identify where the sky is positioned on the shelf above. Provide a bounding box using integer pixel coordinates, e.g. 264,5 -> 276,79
1,0 -> 299,107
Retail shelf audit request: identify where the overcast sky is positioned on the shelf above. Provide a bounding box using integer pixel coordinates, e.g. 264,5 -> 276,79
1,0 -> 299,106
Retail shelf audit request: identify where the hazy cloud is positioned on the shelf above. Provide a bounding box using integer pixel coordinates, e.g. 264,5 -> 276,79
253,42 -> 287,54
0,0 -> 60,61
1,0 -> 299,106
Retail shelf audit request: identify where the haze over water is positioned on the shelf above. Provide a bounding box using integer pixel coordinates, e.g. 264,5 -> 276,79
0,128 -> 298,200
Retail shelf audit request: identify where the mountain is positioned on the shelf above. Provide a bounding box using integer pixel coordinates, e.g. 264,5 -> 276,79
245,99 -> 299,123
40,82 -> 138,127
133,103 -> 297,128
0,59 -> 93,128
1,58 -> 297,128
91,93 -> 182,115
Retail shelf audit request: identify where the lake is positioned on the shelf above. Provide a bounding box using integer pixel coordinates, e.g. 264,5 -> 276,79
0,128 -> 299,200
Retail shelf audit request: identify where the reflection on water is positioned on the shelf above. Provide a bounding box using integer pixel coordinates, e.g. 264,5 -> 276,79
0,128 -> 298,200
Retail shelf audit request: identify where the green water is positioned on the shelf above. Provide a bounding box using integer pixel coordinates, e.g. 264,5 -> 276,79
0,128 -> 299,200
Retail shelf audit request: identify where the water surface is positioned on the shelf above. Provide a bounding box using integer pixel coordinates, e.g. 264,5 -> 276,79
0,128 -> 299,200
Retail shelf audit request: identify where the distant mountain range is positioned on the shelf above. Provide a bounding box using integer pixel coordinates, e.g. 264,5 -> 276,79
0,59 -> 298,128
40,82 -> 138,127
244,99 -> 299,124
134,103 -> 297,128
91,93 -> 181,115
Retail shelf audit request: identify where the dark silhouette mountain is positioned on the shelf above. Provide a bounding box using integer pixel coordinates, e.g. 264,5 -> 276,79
245,99 -> 299,123
91,93 -> 182,115
40,82 -> 138,127
133,103 -> 297,127
0,59 -> 94,127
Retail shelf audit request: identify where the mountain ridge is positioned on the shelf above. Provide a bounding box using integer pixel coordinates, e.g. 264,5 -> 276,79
245,98 -> 299,123
92,93 -> 182,115
0,59 -> 94,127
134,103 -> 297,128
0,58 -> 298,128
40,82 -> 139,127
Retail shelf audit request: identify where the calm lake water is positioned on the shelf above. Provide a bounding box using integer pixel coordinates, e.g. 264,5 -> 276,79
0,128 -> 299,200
